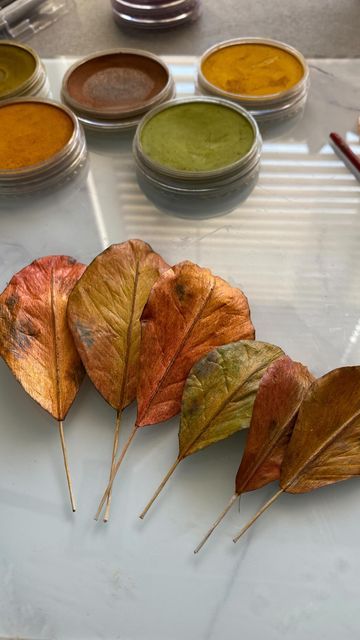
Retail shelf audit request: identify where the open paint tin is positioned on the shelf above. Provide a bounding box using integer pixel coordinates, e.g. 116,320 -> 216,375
61,49 -> 176,132
0,41 -> 50,102
198,38 -> 310,129
133,97 -> 262,218
111,0 -> 201,29
0,99 -> 87,196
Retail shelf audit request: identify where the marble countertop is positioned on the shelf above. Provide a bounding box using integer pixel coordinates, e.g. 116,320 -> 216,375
28,0 -> 360,58
0,56 -> 359,640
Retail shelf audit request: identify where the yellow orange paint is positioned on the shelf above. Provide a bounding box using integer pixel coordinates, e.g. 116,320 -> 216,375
202,43 -> 305,97
0,102 -> 74,170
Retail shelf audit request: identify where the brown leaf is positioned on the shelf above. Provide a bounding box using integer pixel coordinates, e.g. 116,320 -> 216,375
137,261 -> 255,427
0,255 -> 86,420
236,356 -> 315,494
233,366 -> 360,543
281,366 -> 360,493
67,240 -> 169,410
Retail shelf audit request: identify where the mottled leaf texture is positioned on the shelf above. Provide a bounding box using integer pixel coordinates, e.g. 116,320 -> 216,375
236,356 -> 315,494
139,340 -> 284,520
233,366 -> 360,543
281,366 -> 360,493
67,240 -> 169,410
180,341 -> 285,458
0,256 -> 86,420
137,261 -> 255,428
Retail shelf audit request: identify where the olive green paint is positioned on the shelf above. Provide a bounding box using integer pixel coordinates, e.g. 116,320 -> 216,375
0,44 -> 36,98
140,102 -> 255,172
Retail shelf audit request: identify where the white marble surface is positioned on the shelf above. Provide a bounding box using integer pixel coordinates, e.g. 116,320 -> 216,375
0,57 -> 360,640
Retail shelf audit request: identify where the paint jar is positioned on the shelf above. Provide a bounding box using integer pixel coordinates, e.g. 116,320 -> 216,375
111,0 -> 201,29
61,49 -> 176,132
133,97 -> 261,219
0,41 -> 50,102
198,38 -> 309,131
0,99 -> 88,197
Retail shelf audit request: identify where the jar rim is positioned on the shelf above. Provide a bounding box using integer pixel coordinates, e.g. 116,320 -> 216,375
134,96 -> 262,181
61,48 -> 175,120
0,41 -> 45,101
0,98 -> 83,178
198,37 -> 310,105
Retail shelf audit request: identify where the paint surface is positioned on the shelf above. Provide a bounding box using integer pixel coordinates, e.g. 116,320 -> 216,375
140,102 -> 255,172
202,43 -> 304,97
0,103 -> 74,170
65,53 -> 169,111
0,43 -> 36,98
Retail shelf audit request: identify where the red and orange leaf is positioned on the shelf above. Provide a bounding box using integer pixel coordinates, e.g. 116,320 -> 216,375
0,255 -> 86,420
137,261 -> 255,428
67,240 -> 169,411
281,366 -> 360,493
236,356 -> 315,494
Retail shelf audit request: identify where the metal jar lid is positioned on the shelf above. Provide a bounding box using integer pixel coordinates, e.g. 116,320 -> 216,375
111,0 -> 200,29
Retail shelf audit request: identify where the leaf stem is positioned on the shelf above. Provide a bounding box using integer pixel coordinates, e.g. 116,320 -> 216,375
58,420 -> 76,512
95,423 -> 138,521
139,457 -> 180,520
233,488 -> 283,543
103,409 -> 122,523
194,493 -> 239,554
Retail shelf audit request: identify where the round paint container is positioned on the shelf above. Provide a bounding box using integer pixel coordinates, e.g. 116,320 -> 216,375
0,99 -> 88,196
61,49 -> 176,132
133,97 -> 261,218
198,38 -> 309,130
0,41 -> 50,102
111,0 -> 201,29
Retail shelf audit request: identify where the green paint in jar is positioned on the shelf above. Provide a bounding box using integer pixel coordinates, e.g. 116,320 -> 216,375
140,101 -> 255,173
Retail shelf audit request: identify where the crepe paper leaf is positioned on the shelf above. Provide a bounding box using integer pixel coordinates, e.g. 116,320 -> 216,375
139,340 -> 285,520
233,366 -> 360,543
194,356 -> 314,553
0,255 -> 86,511
95,262 -> 255,520
67,239 -> 169,521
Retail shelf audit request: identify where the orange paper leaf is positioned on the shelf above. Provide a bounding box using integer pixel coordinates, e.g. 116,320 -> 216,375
67,240 -> 169,410
137,261 -> 255,427
0,255 -> 86,420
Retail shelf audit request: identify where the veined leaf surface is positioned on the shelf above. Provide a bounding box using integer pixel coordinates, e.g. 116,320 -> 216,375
236,356 -> 315,493
67,240 -> 169,410
0,255 -> 86,420
137,261 -> 255,427
281,366 -> 360,493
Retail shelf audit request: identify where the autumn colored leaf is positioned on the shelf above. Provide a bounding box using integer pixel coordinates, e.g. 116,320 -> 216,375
194,355 -> 314,552
67,240 -> 169,411
0,255 -> 86,511
96,262 -> 255,520
137,261 -> 255,427
139,340 -> 284,519
67,239 -> 169,520
233,366 -> 360,542
235,356 -> 315,494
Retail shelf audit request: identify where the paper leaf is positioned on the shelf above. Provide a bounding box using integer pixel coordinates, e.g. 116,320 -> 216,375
137,261 -> 255,428
281,366 -> 360,493
179,340 -> 285,458
67,240 -> 169,410
236,356 -> 315,494
0,256 -> 86,421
